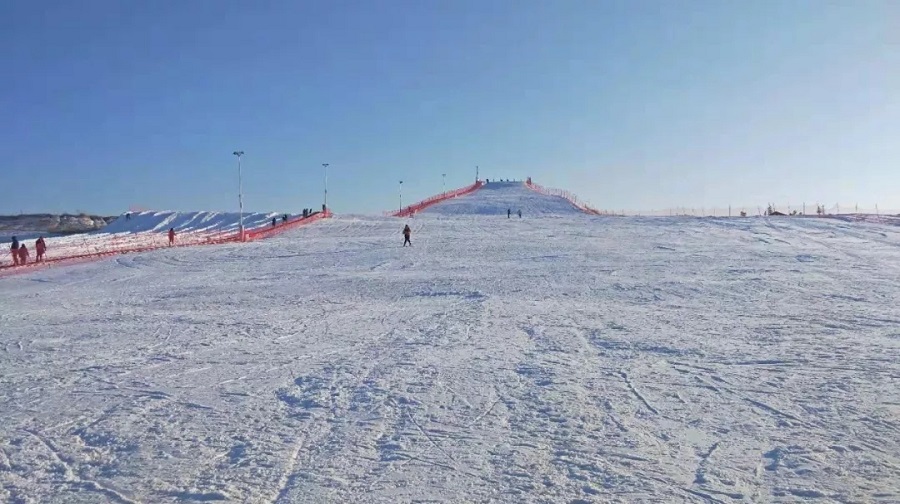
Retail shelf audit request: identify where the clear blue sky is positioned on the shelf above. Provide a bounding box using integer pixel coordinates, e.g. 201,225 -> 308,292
1,0 -> 897,215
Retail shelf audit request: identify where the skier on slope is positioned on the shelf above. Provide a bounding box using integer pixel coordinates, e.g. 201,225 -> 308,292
10,236 -> 20,266
35,237 -> 47,263
17,243 -> 28,266
507,208 -> 511,219
518,209 -> 522,218
402,224 -> 412,247
168,228 -> 176,246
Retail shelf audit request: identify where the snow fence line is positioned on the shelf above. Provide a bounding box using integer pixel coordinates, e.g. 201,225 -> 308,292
0,211 -> 331,277
385,181 -> 485,218
524,180 -> 602,215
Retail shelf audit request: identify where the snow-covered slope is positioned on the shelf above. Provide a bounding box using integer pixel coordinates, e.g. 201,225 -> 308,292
1,214 -> 898,502
101,210 -> 282,235
422,181 -> 584,216
1,211 -> 289,268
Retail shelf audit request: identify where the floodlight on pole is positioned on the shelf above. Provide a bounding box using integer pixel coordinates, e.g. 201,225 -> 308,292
442,173 -> 446,194
233,151 -> 245,240
399,180 -> 403,215
323,163 -> 330,213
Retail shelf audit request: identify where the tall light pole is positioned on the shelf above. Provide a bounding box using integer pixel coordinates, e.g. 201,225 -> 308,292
233,151 -> 245,240
442,173 -> 446,194
399,180 -> 403,215
322,163 -> 329,213
476,165 -> 479,183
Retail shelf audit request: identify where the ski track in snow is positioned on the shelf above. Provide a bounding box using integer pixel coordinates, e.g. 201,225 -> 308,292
1,209 -> 900,503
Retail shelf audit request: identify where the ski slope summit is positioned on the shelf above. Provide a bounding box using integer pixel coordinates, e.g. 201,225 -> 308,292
422,181 -> 585,216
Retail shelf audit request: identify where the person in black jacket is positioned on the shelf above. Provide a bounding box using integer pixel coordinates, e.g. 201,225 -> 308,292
17,243 -> 28,265
35,237 -> 47,262
10,236 -> 20,266
402,225 -> 412,247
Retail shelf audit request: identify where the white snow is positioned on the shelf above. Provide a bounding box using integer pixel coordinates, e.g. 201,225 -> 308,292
3,211 -> 284,267
1,186 -> 899,503
101,211 -> 283,235
422,181 -> 583,216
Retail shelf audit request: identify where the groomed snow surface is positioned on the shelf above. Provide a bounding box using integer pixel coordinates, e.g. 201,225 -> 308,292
423,182 -> 583,216
1,189 -> 899,503
101,211 -> 284,235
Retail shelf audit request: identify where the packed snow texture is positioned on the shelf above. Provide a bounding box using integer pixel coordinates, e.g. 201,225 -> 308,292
1,206 -> 899,502
422,181 -> 582,216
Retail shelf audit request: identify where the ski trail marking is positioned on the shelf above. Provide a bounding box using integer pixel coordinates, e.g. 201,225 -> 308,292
0,445 -> 11,471
468,397 -> 501,427
597,450 -> 652,463
694,440 -> 721,484
271,433 -> 307,504
391,397 -> 458,463
619,371 -> 659,415
683,487 -> 729,503
23,428 -> 140,504
744,398 -> 802,423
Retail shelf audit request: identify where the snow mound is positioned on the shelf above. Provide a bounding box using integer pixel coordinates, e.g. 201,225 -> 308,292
422,181 -> 585,216
101,211 -> 282,235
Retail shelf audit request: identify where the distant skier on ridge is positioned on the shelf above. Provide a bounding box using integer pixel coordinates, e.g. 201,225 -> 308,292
35,237 -> 47,263
402,224 -> 412,247
17,243 -> 28,265
10,236 -> 20,266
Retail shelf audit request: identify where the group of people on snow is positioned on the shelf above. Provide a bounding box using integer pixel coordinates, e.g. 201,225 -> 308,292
271,214 -> 290,227
7,236 -> 47,267
507,208 -> 522,218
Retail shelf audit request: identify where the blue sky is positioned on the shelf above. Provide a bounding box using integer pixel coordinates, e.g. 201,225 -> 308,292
1,0 -> 897,215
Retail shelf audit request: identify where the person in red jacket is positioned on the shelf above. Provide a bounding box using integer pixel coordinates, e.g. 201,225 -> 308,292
168,228 -> 175,246
17,243 -> 29,265
35,237 -> 47,263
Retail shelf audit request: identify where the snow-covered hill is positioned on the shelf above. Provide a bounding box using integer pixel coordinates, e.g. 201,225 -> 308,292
422,181 -> 584,216
1,210 -> 898,502
2,211 -> 290,268
101,210 -> 284,235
